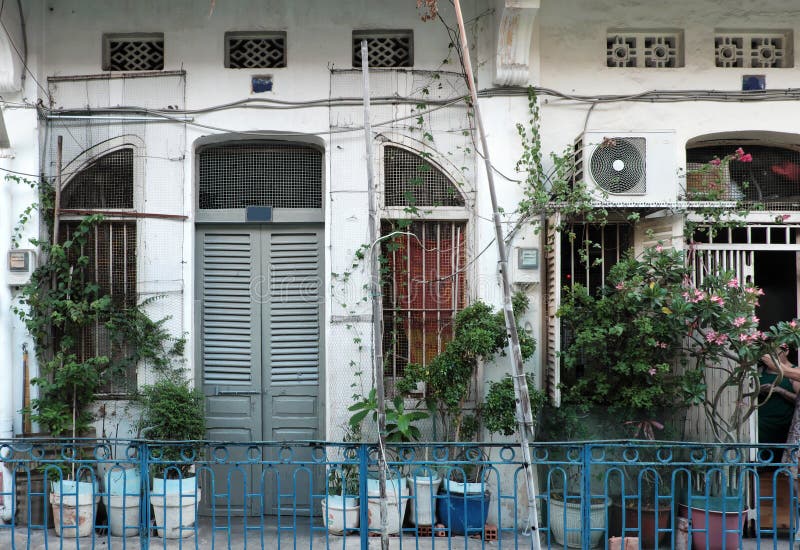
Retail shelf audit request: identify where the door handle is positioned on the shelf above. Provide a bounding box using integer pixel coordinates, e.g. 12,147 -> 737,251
215,389 -> 261,396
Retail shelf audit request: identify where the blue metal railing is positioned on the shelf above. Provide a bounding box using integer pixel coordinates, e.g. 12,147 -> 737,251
1,439 -> 799,549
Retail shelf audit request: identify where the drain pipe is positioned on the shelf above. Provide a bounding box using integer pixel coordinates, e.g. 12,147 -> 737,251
0,179 -> 15,522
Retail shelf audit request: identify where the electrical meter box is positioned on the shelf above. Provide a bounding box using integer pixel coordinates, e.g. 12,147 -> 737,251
510,224 -> 541,284
8,249 -> 35,286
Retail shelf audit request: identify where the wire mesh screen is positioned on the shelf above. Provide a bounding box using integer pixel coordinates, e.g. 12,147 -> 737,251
384,145 -> 465,206
198,143 -> 322,209
327,69 -> 474,440
61,148 -> 133,209
47,72 -> 187,392
686,145 -> 800,208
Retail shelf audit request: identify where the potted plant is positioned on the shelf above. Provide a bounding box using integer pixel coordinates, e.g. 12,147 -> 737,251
321,464 -> 360,534
535,401 -> 611,549
348,390 -> 427,533
137,374 -> 206,539
397,294 -> 535,535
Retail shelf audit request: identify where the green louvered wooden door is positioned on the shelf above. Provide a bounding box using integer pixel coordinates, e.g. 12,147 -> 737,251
197,225 -> 324,516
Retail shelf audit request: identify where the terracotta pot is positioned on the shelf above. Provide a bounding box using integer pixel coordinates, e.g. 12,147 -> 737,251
624,505 -> 670,548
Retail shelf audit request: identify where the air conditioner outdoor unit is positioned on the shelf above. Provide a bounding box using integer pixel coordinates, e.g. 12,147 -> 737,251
574,130 -> 678,207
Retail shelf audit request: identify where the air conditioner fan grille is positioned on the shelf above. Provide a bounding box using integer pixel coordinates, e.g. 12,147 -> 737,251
590,137 -> 646,193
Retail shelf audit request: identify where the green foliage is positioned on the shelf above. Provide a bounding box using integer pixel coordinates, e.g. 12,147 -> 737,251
482,373 -> 546,437
558,247 -> 695,422
137,376 -> 206,477
558,243 -> 800,443
348,388 -> 429,442
13,176 -> 186,440
515,89 -> 609,245
397,293 -> 535,441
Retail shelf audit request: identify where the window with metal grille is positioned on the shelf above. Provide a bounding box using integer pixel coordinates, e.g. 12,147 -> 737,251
225,31 -> 287,68
198,142 -> 322,209
381,220 -> 467,384
606,30 -> 684,68
715,30 -> 793,68
686,145 -> 800,209
383,146 -> 465,207
103,33 -> 164,72
62,148 -> 133,209
561,223 -> 633,296
59,148 -> 137,397
353,30 -> 413,68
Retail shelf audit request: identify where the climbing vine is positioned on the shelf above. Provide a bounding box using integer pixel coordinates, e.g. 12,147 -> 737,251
11,176 -> 184,437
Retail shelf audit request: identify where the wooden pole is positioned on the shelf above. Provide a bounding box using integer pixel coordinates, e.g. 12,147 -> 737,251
452,2 -> 542,548
361,39 -> 390,550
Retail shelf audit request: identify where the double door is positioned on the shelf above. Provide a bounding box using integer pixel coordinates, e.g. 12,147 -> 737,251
197,224 -> 324,516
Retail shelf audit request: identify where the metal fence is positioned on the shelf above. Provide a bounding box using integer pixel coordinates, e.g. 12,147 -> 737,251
1,439 -> 799,549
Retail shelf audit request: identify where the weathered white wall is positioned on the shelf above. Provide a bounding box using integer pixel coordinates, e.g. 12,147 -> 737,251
12,0 -> 800,443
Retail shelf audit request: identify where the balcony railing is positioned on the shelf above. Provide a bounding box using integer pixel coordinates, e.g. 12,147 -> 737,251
0,439 -> 799,549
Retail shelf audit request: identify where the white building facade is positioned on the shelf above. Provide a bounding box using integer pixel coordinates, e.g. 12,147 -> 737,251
1,0 -> 800,450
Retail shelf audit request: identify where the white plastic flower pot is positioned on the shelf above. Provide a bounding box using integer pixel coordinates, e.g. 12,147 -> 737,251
102,466 -> 141,537
50,480 -> 99,538
367,478 -> 410,534
103,494 -> 140,537
321,495 -> 359,534
548,496 -> 609,549
150,476 -> 200,539
408,474 -> 441,525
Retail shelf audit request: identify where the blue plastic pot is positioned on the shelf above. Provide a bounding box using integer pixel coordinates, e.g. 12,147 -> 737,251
436,489 -> 491,535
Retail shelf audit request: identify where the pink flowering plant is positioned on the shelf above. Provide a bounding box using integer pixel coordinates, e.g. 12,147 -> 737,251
685,146 -> 753,202
558,244 -> 800,443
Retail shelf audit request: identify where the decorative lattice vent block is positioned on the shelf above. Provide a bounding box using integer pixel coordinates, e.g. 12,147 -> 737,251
606,30 -> 684,68
353,30 -> 413,68
225,31 -> 287,69
715,30 -> 793,68
103,33 -> 164,71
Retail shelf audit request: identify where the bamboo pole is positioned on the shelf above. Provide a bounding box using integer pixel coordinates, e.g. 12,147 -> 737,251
452,2 -> 542,548
361,39 -> 390,550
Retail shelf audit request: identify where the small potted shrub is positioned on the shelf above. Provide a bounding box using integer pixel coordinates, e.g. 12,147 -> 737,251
398,294 -> 535,535
137,375 -> 206,539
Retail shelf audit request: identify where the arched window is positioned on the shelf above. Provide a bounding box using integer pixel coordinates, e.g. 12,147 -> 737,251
687,143 -> 800,207
380,146 -> 469,386
59,146 -> 137,396
383,145 -> 465,207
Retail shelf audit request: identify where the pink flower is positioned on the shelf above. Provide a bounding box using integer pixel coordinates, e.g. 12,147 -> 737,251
739,153 -> 753,163
733,317 -> 746,327
752,316 -> 760,324
656,244 -> 663,252
791,320 -> 798,328
705,330 -> 718,343
709,158 -> 722,166
781,214 -> 791,221
739,333 -> 749,342
727,278 -> 739,288
660,342 -> 668,349
710,295 -> 725,306
615,282 -> 625,290
735,147 -> 745,159
648,368 -> 657,376
714,334 -> 728,345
